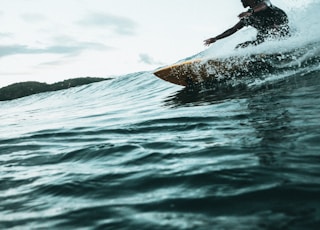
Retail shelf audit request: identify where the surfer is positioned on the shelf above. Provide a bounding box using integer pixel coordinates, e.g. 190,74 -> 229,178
204,0 -> 290,48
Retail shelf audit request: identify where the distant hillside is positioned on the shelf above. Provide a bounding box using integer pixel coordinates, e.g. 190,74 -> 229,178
0,77 -> 109,101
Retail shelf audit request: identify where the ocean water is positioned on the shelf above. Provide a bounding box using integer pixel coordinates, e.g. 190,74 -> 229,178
1,3 -> 320,230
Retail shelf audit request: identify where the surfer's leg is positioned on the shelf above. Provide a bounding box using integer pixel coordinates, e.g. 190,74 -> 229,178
235,34 -> 265,49
235,41 -> 256,49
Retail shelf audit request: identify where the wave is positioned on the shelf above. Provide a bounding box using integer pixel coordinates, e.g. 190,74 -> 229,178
2,64 -> 320,229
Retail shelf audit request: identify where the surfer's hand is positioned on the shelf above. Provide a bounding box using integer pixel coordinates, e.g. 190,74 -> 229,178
204,37 -> 217,46
238,11 -> 252,19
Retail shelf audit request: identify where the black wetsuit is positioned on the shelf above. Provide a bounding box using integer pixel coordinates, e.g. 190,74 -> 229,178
237,3 -> 290,48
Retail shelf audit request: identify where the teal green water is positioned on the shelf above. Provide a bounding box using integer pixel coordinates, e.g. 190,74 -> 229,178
1,38 -> 320,229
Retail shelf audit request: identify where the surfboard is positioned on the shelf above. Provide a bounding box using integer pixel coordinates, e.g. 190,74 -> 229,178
153,56 -> 274,87
153,44 -> 317,87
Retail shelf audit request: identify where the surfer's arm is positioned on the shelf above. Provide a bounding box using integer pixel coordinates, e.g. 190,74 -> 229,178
204,21 -> 244,46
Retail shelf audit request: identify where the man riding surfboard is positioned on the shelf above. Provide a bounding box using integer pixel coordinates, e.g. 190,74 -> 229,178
204,0 -> 290,48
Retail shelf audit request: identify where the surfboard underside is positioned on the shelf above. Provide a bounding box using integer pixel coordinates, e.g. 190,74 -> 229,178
153,56 -> 273,87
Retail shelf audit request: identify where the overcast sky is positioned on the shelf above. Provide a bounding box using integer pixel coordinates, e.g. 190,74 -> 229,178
0,0 -> 311,87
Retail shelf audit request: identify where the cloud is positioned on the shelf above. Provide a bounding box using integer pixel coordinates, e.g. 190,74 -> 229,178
78,12 -> 137,35
0,33 -> 13,38
139,53 -> 163,65
0,42 -> 111,58
20,13 -> 47,23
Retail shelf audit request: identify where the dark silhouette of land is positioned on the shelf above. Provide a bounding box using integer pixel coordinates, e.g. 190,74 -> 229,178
0,77 -> 110,101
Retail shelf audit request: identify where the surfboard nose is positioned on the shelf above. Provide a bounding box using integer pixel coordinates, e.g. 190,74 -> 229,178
154,66 -> 187,86
153,59 -> 202,86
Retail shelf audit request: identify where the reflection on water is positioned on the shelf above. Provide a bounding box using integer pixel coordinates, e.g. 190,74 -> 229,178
164,83 -> 248,108
164,70 -> 320,169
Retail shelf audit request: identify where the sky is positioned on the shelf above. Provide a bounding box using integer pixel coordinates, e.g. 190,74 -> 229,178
0,0 -> 311,87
